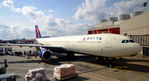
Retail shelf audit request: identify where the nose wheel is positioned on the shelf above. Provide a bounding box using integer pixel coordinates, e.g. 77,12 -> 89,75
104,57 -> 127,68
66,52 -> 75,58
104,57 -> 116,68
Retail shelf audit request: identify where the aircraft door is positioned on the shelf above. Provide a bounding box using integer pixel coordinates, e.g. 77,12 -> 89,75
125,40 -> 132,54
105,41 -> 111,48
121,40 -> 131,55
105,36 -> 112,48
102,36 -> 112,56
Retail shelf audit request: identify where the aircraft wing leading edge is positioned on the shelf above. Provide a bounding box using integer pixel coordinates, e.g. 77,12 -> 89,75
0,43 -> 68,51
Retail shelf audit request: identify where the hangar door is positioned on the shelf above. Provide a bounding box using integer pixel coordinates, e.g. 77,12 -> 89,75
143,47 -> 149,56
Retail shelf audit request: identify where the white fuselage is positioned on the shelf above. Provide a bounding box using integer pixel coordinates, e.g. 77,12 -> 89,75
36,34 -> 141,57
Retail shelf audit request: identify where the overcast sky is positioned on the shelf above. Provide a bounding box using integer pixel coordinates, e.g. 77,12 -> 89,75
0,0 -> 149,39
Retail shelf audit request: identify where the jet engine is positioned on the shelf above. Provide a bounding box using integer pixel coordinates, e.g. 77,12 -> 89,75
38,49 -> 52,60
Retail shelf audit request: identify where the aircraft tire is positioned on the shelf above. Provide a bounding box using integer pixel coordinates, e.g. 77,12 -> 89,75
108,63 -> 115,68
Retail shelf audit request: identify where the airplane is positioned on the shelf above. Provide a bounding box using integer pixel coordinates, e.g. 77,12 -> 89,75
0,25 -> 141,67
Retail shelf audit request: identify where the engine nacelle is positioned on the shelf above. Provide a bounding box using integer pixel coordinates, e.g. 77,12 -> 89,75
38,49 -> 52,60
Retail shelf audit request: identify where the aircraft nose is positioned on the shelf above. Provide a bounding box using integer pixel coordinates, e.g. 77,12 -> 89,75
134,43 -> 142,52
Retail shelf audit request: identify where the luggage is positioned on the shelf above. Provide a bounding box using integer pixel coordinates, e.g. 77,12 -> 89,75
53,64 -> 76,80
25,68 -> 48,81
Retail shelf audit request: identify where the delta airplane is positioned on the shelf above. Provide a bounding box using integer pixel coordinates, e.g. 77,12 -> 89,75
0,25 -> 141,63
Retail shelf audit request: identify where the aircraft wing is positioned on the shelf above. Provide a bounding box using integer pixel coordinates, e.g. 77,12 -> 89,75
0,43 -> 68,51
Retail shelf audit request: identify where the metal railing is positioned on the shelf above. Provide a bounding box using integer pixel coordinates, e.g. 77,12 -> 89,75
129,35 -> 149,46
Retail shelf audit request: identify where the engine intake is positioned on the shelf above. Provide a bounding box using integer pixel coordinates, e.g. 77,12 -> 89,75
38,49 -> 52,60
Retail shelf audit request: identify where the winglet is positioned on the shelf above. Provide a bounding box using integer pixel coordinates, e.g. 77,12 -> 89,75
35,25 -> 42,38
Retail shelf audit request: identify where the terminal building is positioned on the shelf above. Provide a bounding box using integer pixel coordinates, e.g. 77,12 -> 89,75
88,11 -> 149,35
88,11 -> 149,56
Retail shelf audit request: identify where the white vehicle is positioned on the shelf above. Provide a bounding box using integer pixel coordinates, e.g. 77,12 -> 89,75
0,25 -> 141,62
5,48 -> 13,55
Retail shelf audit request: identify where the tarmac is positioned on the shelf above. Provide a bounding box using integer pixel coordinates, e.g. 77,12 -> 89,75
0,53 -> 149,81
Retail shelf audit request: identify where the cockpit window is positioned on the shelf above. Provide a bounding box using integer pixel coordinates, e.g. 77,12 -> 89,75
122,40 -> 125,43
121,40 -> 135,43
129,40 -> 135,43
126,40 -> 129,43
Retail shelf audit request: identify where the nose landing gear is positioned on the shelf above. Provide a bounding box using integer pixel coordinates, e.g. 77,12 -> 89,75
97,57 -> 127,68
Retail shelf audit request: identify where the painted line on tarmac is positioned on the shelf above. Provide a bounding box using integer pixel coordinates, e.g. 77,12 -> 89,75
76,70 -> 105,81
8,67 -> 38,70
14,69 -> 25,73
122,69 -> 132,72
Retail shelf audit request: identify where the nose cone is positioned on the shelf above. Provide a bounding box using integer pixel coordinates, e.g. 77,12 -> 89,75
134,43 -> 142,53
126,43 -> 142,56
